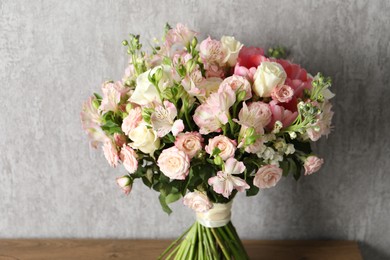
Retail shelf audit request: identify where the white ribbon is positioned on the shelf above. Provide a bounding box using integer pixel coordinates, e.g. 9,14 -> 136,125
196,201 -> 233,228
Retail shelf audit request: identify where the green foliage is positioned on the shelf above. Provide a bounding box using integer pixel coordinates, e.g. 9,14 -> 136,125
267,46 -> 287,59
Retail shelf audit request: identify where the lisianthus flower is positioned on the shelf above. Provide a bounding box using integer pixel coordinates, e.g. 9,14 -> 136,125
151,101 -> 184,137
208,158 -> 249,198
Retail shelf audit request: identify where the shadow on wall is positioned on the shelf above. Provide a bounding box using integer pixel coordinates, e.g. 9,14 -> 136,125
359,242 -> 390,260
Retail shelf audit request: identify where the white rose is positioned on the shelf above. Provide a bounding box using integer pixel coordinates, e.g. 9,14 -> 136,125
221,36 -> 243,66
197,77 -> 223,102
129,123 -> 160,155
253,61 -> 287,97
183,191 -> 213,213
129,65 -> 172,106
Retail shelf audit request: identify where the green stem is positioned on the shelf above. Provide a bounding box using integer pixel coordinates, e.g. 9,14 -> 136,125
158,225 -> 192,259
211,228 -> 231,260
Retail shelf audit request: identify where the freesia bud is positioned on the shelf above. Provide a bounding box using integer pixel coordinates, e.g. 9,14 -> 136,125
92,99 -> 100,110
154,68 -> 163,82
214,156 -> 223,166
237,90 -> 246,102
191,37 -> 198,49
116,176 -> 132,195
245,127 -> 255,137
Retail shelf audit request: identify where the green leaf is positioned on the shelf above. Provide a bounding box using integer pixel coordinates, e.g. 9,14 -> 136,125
158,194 -> 172,215
246,183 -> 259,197
280,160 -> 289,177
142,176 -> 153,188
287,157 -> 297,177
93,93 -> 102,100
165,192 -> 182,204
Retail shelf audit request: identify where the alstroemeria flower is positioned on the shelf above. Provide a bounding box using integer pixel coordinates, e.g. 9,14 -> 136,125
235,102 -> 272,133
208,158 -> 250,198
151,101 -> 184,137
100,81 -> 128,113
80,96 -> 106,148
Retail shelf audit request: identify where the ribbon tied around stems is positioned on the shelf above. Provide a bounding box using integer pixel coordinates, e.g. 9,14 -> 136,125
196,201 -> 233,228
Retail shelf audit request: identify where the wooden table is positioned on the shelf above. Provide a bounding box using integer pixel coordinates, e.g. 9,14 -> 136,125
0,239 -> 362,260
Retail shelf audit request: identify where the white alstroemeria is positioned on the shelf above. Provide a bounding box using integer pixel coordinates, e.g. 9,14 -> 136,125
208,158 -> 250,198
151,101 -> 184,137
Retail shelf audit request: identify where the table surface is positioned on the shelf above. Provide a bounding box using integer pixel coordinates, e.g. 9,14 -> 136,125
0,239 -> 362,260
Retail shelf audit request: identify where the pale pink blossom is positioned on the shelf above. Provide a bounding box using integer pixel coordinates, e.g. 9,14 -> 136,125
181,69 -> 206,96
220,75 -> 252,100
80,96 -> 106,148
205,135 -> 236,161
102,139 -> 119,168
158,147 -> 190,180
116,176 -> 132,195
120,145 -> 138,174
175,132 -> 204,159
237,126 -> 265,154
304,156 -> 324,175
183,191 -> 213,213
208,158 -> 249,198
271,84 -> 294,103
193,85 -> 236,134
100,81 -> 128,113
253,61 -> 287,97
235,102 -> 271,132
122,107 -> 143,136
114,133 -> 127,147
267,100 -> 298,130
165,23 -> 197,48
151,101 -> 184,137
234,46 -> 268,81
306,102 -> 334,141
199,37 -> 226,66
253,165 -> 283,189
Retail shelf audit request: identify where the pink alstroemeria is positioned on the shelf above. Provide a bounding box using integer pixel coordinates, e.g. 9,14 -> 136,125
193,85 -> 236,134
80,96 -> 107,148
165,23 -> 197,48
208,158 -> 250,198
100,81 -> 128,113
151,101 -> 184,137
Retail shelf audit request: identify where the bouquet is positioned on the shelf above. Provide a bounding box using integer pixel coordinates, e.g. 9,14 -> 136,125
81,23 -> 334,259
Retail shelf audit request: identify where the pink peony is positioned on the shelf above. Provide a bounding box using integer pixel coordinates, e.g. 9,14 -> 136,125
102,139 -> 119,168
158,147 -> 190,180
208,158 -> 249,198
234,46 -> 268,81
267,100 -> 298,130
120,145 -> 138,174
183,191 -> 213,213
205,135 -> 237,161
175,132 -> 204,159
253,165 -> 283,189
304,156 -> 324,175
116,176 -> 132,195
271,84 -> 294,103
219,75 -> 252,100
122,107 -> 143,136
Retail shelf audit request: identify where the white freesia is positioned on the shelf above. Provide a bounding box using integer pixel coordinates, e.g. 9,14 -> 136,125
129,122 -> 160,155
253,61 -> 287,97
221,36 -> 243,66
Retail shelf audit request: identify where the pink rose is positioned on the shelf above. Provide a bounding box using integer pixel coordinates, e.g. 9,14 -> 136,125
183,191 -> 213,213
122,107 -> 142,136
114,133 -> 126,147
158,147 -> 190,180
253,165 -> 283,189
271,84 -> 294,103
267,100 -> 298,130
304,156 -> 324,175
219,75 -> 252,101
175,132 -> 204,159
205,135 -> 236,161
116,176 -> 132,195
102,139 -> 119,168
120,145 -> 138,174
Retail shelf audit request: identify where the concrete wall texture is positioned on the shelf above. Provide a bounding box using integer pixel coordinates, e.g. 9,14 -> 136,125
1,0 -> 389,259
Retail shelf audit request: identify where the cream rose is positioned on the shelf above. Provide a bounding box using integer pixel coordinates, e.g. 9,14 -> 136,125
253,61 -> 287,97
183,191 -> 213,213
304,156 -> 324,175
129,123 -> 160,155
205,135 -> 236,161
253,165 -> 283,188
157,147 -> 190,180
221,36 -> 243,66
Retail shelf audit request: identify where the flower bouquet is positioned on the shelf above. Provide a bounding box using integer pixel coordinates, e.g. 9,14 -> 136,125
81,23 -> 334,259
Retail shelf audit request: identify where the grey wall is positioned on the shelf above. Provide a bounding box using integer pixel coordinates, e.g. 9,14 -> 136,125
1,0 -> 389,259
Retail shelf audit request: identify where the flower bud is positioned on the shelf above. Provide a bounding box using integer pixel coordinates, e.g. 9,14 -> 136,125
214,155 -> 223,166
191,37 -> 198,49
237,90 -> 247,102
92,99 -> 100,110
116,176 -> 132,195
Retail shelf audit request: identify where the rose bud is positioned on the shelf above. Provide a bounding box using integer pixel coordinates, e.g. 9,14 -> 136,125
116,176 -> 133,195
